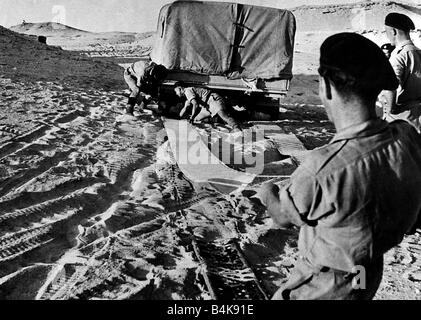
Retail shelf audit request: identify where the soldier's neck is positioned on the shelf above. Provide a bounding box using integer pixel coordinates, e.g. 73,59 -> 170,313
332,102 -> 375,133
395,34 -> 412,46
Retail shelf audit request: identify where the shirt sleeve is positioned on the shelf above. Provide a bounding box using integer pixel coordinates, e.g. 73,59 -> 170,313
276,167 -> 334,227
133,61 -> 148,87
389,52 -> 407,86
184,88 -> 197,103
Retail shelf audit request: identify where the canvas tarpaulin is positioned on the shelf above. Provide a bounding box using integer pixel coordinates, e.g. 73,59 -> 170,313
152,1 -> 236,75
151,1 -> 296,80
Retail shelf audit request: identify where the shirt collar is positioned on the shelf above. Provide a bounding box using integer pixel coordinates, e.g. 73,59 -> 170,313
331,119 -> 389,143
396,40 -> 414,52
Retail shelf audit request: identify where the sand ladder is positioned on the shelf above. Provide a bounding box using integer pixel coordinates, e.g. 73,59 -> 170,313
163,160 -> 269,300
36,264 -> 89,300
192,239 -> 269,300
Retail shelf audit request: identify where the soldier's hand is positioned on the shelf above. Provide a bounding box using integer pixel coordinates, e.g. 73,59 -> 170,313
251,182 -> 279,207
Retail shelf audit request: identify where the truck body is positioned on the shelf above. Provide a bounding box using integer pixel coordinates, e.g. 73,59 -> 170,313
151,1 -> 296,113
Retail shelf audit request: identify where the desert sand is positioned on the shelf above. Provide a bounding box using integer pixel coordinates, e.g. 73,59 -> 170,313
0,1 -> 420,300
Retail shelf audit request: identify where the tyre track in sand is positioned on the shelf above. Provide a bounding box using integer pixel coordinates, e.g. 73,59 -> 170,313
0,83 -> 164,283
0,109 -> 94,197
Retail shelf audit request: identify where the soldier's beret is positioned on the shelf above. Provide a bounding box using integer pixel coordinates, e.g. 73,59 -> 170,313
385,13 -> 415,31
319,33 -> 398,91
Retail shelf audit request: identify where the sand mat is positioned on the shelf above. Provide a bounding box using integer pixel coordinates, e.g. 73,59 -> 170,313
164,119 -> 256,193
254,123 -> 309,165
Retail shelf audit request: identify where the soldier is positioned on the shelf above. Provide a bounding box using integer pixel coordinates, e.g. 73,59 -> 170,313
376,43 -> 395,115
174,82 -> 241,132
253,33 -> 421,300
123,60 -> 168,116
381,13 -> 421,132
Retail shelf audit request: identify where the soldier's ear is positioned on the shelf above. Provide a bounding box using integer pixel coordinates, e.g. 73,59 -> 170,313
323,77 -> 332,100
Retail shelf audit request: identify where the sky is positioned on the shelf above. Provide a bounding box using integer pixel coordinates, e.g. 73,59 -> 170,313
0,0 -> 419,33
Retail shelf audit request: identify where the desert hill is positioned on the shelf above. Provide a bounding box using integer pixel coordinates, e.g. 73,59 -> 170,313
8,22 -> 154,58
291,1 -> 421,32
0,25 -> 123,89
10,22 -> 88,37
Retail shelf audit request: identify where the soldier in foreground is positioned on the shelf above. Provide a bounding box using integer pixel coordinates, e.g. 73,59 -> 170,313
254,33 -> 421,300
381,13 -> 421,132
123,60 -> 168,116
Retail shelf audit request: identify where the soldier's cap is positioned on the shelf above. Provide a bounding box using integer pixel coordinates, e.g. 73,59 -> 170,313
319,33 -> 398,91
385,13 -> 415,31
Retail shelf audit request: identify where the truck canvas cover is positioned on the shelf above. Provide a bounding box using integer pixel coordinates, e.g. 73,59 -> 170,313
151,1 -> 296,81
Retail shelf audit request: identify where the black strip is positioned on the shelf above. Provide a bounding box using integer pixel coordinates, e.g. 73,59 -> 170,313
233,22 -> 254,32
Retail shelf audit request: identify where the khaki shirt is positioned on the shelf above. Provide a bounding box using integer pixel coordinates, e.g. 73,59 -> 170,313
276,119 -> 421,272
184,87 -> 211,104
389,40 -> 421,108
128,60 -> 153,88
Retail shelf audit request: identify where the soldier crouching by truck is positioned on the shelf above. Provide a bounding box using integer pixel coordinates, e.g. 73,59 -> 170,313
173,82 -> 241,132
123,60 -> 168,116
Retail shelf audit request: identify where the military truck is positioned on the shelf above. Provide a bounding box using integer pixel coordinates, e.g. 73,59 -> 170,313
151,1 -> 296,118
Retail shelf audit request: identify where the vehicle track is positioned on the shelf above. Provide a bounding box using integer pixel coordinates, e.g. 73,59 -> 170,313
0,225 -> 53,263
0,125 -> 49,159
0,177 -> 102,213
0,192 -> 85,233
38,238 -> 141,300
37,264 -> 90,300
164,192 -> 212,213
0,150 -> 75,197
0,124 -> 23,136
104,153 -> 146,184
